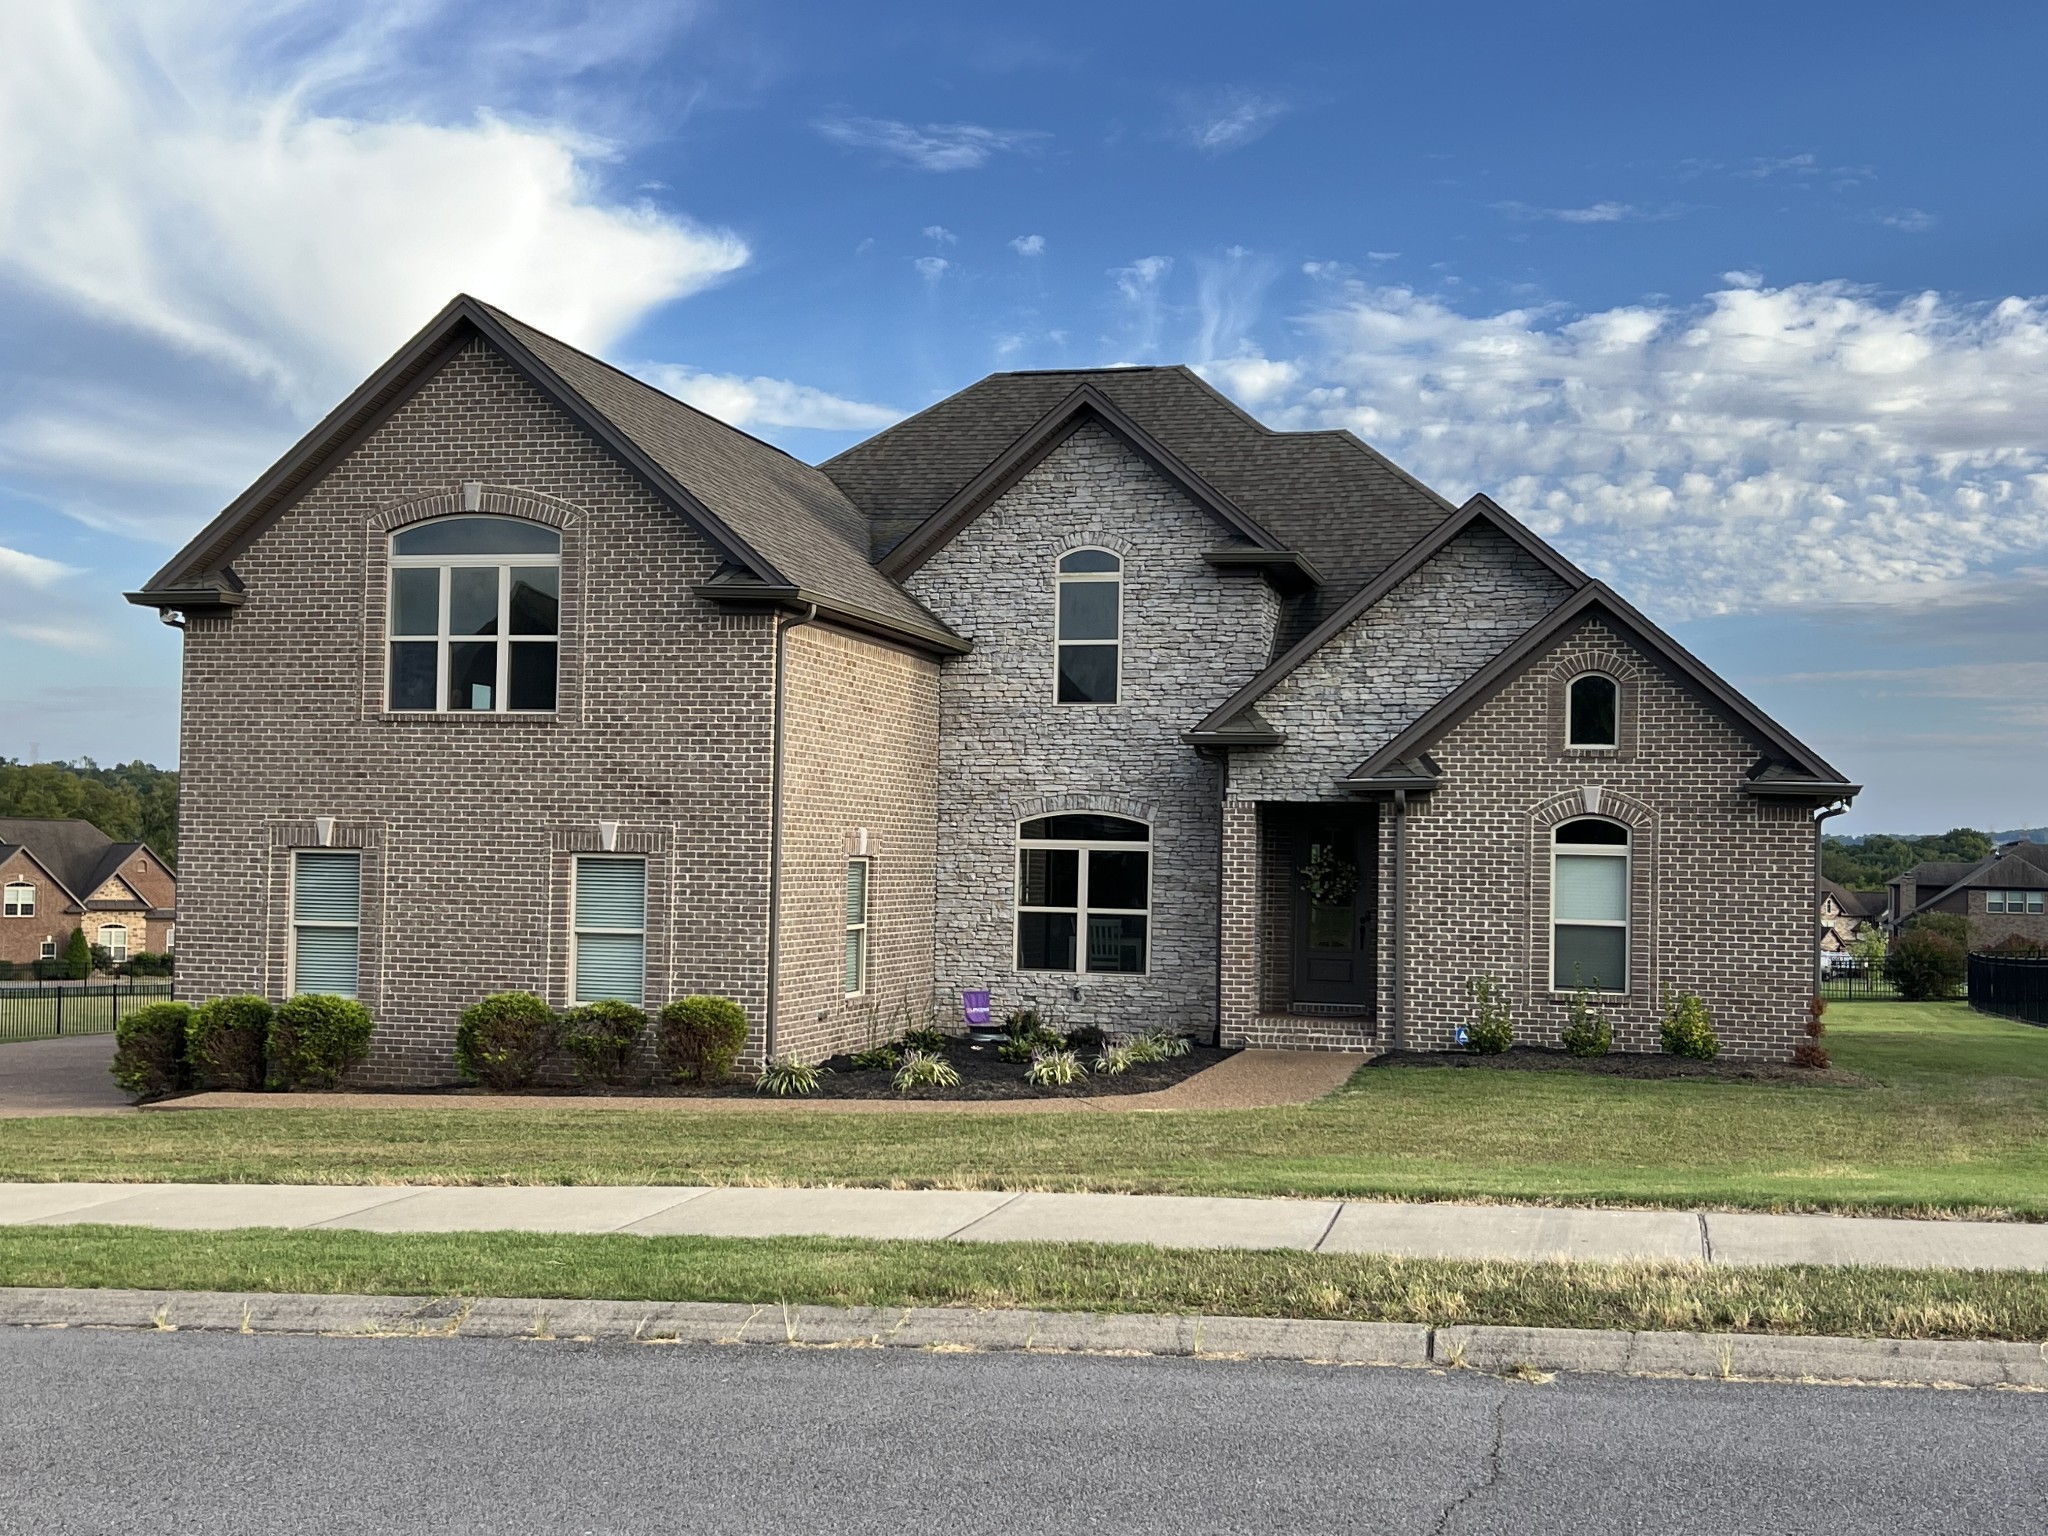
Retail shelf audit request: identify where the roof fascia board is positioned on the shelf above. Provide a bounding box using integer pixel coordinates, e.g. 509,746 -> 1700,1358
692,580 -> 970,657
1344,584 -> 1851,785
1193,495 -> 1589,735
877,384 -> 1287,581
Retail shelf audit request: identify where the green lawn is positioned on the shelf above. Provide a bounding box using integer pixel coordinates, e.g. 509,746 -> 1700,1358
6,1225 -> 2048,1341
4,1002 -> 2045,1217
0,983 -> 172,1043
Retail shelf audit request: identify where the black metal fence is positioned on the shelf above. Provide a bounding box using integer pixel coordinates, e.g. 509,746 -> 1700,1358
0,982 -> 175,1044
1969,953 -> 2048,1027
1818,961 -> 1901,1002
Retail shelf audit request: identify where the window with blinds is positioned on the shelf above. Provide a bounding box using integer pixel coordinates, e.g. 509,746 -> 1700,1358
292,851 -> 361,998
1552,818 -> 1628,993
844,858 -> 870,996
574,857 -> 646,1005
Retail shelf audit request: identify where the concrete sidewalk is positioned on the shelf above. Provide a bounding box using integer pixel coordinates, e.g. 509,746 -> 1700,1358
6,1181 -> 2048,1271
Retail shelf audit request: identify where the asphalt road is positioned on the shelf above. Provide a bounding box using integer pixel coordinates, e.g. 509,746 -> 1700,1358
3,1330 -> 2044,1534
0,1033 -> 126,1117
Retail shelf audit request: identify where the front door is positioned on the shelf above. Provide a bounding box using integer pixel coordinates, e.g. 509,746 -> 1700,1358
1289,811 -> 1378,1011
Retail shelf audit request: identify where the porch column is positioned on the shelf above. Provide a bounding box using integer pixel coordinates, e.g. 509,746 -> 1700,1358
1219,798 -> 1260,1046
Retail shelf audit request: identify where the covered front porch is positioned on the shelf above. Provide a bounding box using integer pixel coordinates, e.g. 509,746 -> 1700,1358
1220,800 -> 1384,1050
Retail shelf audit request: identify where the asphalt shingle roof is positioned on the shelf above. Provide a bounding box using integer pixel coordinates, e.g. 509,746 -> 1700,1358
0,819 -> 133,904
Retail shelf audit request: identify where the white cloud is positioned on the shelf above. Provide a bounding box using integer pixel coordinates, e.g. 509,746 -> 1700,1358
922,225 -> 958,244
1874,208 -> 1937,232
1011,234 -> 1045,256
1174,89 -> 1288,152
815,116 -> 1046,172
0,2 -> 749,417
913,255 -> 951,282
1213,277 -> 2048,617
0,543 -> 107,653
0,545 -> 82,587
1495,200 -> 1680,224
634,364 -> 900,434
1111,255 -> 1173,356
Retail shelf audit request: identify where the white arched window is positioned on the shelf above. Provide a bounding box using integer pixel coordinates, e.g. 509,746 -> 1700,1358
2,882 -> 32,917
1016,814 -> 1150,974
1055,549 -> 1121,704
388,516 -> 561,712
1552,818 -> 1628,993
1567,673 -> 1619,749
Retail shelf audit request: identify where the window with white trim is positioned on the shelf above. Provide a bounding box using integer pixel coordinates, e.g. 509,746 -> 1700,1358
1055,549 -> 1121,704
2,881 -> 31,917
97,924 -> 127,963
1552,817 -> 1628,993
387,516 -> 560,712
1566,674 -> 1619,749
844,858 -> 870,996
291,851 -> 361,998
1988,890 -> 2046,914
573,857 -> 646,1005
1016,814 -> 1150,974
39,937 -> 55,960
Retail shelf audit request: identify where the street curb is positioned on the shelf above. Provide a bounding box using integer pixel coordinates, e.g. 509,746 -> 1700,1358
4,1287 -> 2043,1386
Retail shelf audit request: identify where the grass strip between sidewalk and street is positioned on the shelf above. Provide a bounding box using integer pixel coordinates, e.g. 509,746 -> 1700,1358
6,1224 -> 2048,1343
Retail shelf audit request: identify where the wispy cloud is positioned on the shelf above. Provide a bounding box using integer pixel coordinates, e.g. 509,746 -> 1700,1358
922,225 -> 958,244
913,255 -> 950,282
634,364 -> 900,435
1872,207 -> 1937,232
1495,200 -> 1682,224
0,545 -> 80,588
1173,88 -> 1288,152
1011,233 -> 1045,256
814,115 -> 1046,171
1110,255 -> 1173,356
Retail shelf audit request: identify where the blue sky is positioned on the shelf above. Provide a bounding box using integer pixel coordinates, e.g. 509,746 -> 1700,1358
3,0 -> 2046,834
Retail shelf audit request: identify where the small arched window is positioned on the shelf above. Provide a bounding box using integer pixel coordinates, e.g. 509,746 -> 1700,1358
1553,817 -> 1628,993
2,881 -> 32,917
1567,673 -> 1619,749
1055,549 -> 1121,704
388,516 -> 561,713
1016,813 -> 1149,973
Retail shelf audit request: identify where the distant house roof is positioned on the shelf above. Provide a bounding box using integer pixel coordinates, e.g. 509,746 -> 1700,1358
0,819 -> 170,911
1821,879 -> 1886,919
1893,844 -> 2048,921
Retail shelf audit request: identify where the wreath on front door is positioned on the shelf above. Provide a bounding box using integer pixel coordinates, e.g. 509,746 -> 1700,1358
1303,842 -> 1358,906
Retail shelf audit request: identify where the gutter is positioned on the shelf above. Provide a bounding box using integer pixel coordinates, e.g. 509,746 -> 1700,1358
1814,801 -> 1853,997
764,602 -> 819,1066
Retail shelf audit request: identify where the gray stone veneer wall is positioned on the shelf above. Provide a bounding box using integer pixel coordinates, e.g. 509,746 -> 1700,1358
904,421 -> 1278,1038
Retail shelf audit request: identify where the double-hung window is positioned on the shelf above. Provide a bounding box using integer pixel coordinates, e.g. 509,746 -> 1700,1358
388,517 -> 560,713
844,859 -> 870,996
1989,890 -> 2046,914
1552,818 -> 1628,993
573,857 -> 646,1005
291,851 -> 362,998
97,924 -> 127,963
1016,814 -> 1149,974
2,882 -> 31,917
1055,550 -> 1121,703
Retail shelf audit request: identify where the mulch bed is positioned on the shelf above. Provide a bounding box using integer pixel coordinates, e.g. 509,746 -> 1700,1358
1367,1045 -> 1863,1086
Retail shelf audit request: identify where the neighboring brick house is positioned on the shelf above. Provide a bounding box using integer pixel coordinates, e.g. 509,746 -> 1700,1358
130,296 -> 1855,1079
0,818 -> 177,970
1887,842 -> 2048,951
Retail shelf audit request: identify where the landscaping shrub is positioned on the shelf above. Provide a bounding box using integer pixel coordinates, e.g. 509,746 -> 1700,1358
656,995 -> 749,1085
757,1056 -> 828,1096
1659,988 -> 1720,1060
900,1025 -> 948,1054
62,927 -> 90,981
89,944 -> 114,975
1559,986 -> 1612,1058
269,994 -> 374,1089
1142,1029 -> 1192,1059
1026,1048 -> 1084,1087
185,994 -> 273,1091
1789,994 -> 1831,1070
1003,1008 -> 1046,1038
1063,1024 -> 1106,1054
1982,933 -> 2046,957
1904,911 -> 1970,948
1464,975 -> 1513,1054
893,1049 -> 960,1092
849,1043 -> 900,1072
110,1001 -> 192,1101
128,951 -> 174,978
1886,928 -> 1966,1002
1121,1034 -> 1167,1065
1094,1043 -> 1137,1076
0,959 -> 13,981
560,1000 -> 646,1087
455,992 -> 561,1091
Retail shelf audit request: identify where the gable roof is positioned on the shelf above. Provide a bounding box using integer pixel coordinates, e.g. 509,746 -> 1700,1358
1341,583 -> 1855,795
822,364 -> 1454,638
1193,494 -> 1587,737
0,820 -> 166,910
131,296 -> 964,656
1821,879 -> 1886,919
1900,845 -> 2048,918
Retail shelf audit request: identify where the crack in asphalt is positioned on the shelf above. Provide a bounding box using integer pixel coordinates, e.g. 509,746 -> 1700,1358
1428,1385 -> 1508,1535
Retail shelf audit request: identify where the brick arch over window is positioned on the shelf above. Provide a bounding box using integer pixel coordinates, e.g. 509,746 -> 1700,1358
1526,786 -> 1660,1003
358,485 -> 588,724
1544,631 -> 1644,760
1010,791 -> 1157,826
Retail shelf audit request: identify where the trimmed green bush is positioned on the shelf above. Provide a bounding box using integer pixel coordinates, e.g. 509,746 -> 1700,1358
62,927 -> 90,981
1660,988 -> 1720,1060
561,1000 -> 646,1087
1559,986 -> 1612,1058
1886,928 -> 1966,1001
656,995 -> 749,1085
269,994 -> 374,1089
1465,975 -> 1513,1054
186,995 -> 273,1091
455,992 -> 561,1091
110,1001 -> 192,1101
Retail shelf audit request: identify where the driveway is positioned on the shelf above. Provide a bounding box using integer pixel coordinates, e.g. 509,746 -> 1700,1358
0,1033 -> 129,1116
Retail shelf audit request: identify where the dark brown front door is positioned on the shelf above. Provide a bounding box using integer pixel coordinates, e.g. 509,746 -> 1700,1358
1289,811 -> 1378,1011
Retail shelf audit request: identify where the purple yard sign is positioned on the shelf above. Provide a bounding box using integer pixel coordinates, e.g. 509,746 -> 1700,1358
962,990 -> 992,1027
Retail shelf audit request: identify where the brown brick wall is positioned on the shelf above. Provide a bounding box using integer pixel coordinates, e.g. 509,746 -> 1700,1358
772,622 -> 941,1064
174,339 -> 779,1084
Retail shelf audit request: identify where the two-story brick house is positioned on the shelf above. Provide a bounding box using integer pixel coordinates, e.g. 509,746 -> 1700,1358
131,296 -> 1855,1080
0,818 -> 177,970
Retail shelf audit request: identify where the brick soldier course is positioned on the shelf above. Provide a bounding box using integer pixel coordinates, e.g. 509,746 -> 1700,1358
132,296 -> 1855,1082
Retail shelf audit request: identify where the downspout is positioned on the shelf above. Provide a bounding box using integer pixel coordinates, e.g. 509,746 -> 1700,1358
1814,800 -> 1851,996
765,602 -> 819,1066
1390,788 -> 1407,1052
1214,750 -> 1229,1049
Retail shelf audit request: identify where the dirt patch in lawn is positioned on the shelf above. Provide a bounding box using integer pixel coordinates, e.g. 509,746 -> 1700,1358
1367,1045 -> 1863,1086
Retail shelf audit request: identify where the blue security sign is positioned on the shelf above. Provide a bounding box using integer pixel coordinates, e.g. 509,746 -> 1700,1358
1454,1025 -> 1469,1045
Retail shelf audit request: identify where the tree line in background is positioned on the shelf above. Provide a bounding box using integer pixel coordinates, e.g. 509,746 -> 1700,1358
0,758 -> 180,867
1822,828 -> 1993,892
